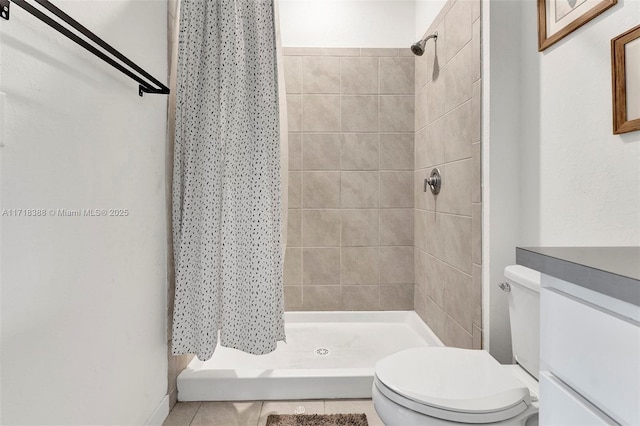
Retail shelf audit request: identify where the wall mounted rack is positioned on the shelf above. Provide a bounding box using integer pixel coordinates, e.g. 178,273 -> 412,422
0,0 -> 169,97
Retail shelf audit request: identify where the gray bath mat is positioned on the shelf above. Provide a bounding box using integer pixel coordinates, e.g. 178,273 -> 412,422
265,413 -> 368,426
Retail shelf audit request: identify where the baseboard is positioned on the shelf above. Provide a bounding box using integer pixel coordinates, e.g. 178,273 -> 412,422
145,394 -> 170,426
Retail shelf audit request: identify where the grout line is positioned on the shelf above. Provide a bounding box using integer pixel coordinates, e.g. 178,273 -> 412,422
415,246 -> 474,279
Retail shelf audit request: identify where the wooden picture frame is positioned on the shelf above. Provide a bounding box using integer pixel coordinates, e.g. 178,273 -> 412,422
538,0 -> 617,51
612,25 -> 640,135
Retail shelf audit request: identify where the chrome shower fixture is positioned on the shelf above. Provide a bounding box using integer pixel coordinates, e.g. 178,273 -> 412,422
410,32 -> 438,56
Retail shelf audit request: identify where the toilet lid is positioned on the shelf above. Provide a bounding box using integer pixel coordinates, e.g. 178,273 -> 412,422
375,347 -> 530,419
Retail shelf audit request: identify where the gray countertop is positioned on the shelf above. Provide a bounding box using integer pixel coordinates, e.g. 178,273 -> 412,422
516,247 -> 640,306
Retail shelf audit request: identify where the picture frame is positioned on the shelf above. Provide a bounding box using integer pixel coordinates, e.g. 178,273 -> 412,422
612,25 -> 640,135
538,0 -> 617,51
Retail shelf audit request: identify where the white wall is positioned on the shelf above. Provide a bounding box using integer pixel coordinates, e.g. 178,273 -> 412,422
519,0 -> 640,246
0,1 -> 169,424
279,0 -> 416,47
484,0 -> 640,363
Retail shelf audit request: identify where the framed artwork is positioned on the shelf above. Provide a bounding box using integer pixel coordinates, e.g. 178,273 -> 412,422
612,25 -> 640,135
538,0 -> 617,51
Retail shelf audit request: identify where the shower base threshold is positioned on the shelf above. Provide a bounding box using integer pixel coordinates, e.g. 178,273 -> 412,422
177,311 -> 442,401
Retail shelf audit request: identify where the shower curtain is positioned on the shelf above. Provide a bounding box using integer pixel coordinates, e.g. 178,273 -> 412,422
169,0 -> 288,361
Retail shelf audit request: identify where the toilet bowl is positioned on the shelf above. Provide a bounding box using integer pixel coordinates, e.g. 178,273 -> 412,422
372,347 -> 539,425
373,266 -> 541,425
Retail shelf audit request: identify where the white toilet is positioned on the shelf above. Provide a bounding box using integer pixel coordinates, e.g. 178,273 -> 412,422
373,265 -> 541,425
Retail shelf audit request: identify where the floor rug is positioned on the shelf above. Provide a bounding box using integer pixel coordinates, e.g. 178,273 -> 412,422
265,413 -> 368,426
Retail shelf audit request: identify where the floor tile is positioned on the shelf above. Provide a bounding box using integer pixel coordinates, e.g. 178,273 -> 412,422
163,402 -> 201,426
190,401 -> 262,426
324,399 -> 384,426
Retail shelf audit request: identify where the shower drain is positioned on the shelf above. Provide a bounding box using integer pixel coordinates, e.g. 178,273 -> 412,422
315,347 -> 330,356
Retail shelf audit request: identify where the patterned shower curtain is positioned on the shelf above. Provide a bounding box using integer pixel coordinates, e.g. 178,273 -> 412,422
171,0 -> 285,361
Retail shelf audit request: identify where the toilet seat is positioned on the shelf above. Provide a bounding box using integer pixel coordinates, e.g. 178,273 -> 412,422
374,347 -> 532,424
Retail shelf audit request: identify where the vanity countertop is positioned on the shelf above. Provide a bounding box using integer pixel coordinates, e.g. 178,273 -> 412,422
516,247 -> 640,306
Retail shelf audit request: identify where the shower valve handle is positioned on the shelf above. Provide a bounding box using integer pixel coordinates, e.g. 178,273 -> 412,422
424,168 -> 441,195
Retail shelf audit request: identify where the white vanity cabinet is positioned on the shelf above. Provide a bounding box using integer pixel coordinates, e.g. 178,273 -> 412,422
516,247 -> 640,426
540,281 -> 640,425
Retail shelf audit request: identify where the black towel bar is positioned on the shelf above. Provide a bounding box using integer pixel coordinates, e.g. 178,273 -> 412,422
1,0 -> 170,97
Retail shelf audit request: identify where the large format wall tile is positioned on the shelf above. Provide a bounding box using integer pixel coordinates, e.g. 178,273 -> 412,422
443,266 -> 475,333
303,134 -> 341,170
423,253 -> 446,308
380,134 -> 414,170
426,296 -> 446,340
445,315 -> 473,349
341,209 -> 379,247
303,95 -> 341,131
443,101 -> 473,162
380,172 -> 414,208
287,95 -> 302,131
342,96 -> 379,132
287,209 -> 302,247
284,248 -> 302,285
379,246 -> 414,284
472,18 -> 481,83
303,248 -> 340,285
284,56 -> 302,94
380,58 -> 415,95
415,248 -> 428,295
380,285 -> 414,310
341,57 -> 378,94
302,172 -> 340,208
415,86 -> 429,131
284,286 -> 302,310
414,0 -> 482,348
341,247 -> 380,285
472,141 -> 482,203
472,203 -> 482,265
444,0 -> 472,62
444,43 -> 473,112
380,96 -> 415,132
303,210 -> 341,247
472,80 -> 481,143
437,159 -> 472,216
432,212 -> 472,274
303,286 -> 342,311
427,73 -> 446,123
289,133 -> 302,171
303,56 -> 340,93
425,117 -> 447,166
341,171 -> 379,208
341,134 -> 379,171
284,48 -> 416,312
380,209 -> 414,246
342,286 -> 380,310
288,172 -> 302,208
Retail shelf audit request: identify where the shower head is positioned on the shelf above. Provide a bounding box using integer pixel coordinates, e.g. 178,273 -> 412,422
410,32 -> 438,56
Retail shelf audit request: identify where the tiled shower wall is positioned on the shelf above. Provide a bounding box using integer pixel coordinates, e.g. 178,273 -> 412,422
414,0 -> 483,348
282,48 -> 416,311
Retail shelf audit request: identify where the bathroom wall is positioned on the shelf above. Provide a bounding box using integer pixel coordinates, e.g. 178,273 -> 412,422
518,0 -> 640,246
413,0 -> 482,348
483,0 -> 640,363
0,1 -> 169,424
282,47 -> 416,311
279,0 -> 415,48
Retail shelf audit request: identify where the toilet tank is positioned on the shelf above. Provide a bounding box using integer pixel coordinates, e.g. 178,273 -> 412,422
504,265 -> 541,379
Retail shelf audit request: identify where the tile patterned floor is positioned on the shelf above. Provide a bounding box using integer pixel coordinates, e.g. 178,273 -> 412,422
163,399 -> 384,426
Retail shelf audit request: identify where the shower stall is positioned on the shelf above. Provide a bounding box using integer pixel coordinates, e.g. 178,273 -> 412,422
171,0 -> 483,403
179,312 -> 441,400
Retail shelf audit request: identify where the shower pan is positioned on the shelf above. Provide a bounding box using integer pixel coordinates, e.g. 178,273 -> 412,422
177,311 -> 443,401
